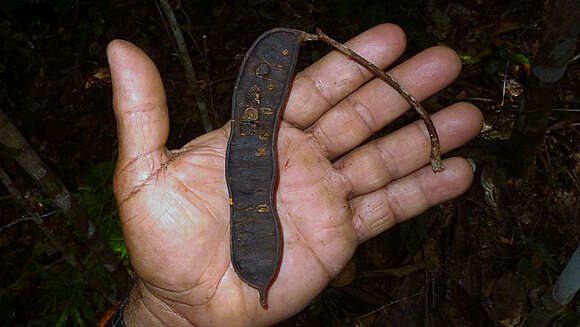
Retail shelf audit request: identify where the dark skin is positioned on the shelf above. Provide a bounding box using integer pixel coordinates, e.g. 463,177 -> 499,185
106,24 -> 483,326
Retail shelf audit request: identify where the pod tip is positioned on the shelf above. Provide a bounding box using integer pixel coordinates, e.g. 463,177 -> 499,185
258,287 -> 268,308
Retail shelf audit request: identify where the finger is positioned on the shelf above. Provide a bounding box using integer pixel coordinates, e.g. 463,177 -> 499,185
335,102 -> 482,197
284,24 -> 407,129
309,46 -> 462,159
351,157 -> 474,243
106,40 -> 169,164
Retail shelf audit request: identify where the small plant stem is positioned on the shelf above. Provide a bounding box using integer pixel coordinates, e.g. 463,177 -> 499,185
157,0 -> 214,132
302,29 -> 444,172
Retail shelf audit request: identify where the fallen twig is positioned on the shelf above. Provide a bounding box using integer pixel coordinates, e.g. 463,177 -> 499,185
0,166 -> 77,265
0,166 -> 119,304
157,0 -> 214,132
0,109 -> 125,286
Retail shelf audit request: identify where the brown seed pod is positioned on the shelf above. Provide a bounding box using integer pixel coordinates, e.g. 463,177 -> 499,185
226,27 -> 445,309
226,28 -> 302,308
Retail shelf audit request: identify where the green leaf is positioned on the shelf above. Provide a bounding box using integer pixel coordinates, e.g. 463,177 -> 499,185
509,53 -> 530,65
459,54 -> 481,65
55,309 -> 68,327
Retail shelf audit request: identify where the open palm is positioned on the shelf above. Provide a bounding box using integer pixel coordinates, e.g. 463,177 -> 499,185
107,24 -> 482,327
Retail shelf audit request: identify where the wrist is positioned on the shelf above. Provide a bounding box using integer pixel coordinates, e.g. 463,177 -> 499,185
123,279 -> 191,327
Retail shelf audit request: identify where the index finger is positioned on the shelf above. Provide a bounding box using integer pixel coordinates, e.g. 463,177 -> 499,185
284,24 -> 407,129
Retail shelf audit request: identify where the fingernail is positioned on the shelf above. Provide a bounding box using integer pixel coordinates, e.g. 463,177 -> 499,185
467,158 -> 477,173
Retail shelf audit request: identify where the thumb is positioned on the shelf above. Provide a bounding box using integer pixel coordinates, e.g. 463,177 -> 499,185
106,39 -> 169,168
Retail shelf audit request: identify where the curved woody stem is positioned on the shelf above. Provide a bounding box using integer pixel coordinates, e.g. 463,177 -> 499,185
301,29 -> 445,172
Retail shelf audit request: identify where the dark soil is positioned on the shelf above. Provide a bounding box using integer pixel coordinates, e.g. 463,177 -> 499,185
0,0 -> 578,326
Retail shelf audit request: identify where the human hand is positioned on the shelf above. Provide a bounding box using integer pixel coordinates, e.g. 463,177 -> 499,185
106,24 -> 482,326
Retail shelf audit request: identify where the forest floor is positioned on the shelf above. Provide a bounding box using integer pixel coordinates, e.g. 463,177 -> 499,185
0,0 -> 578,326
